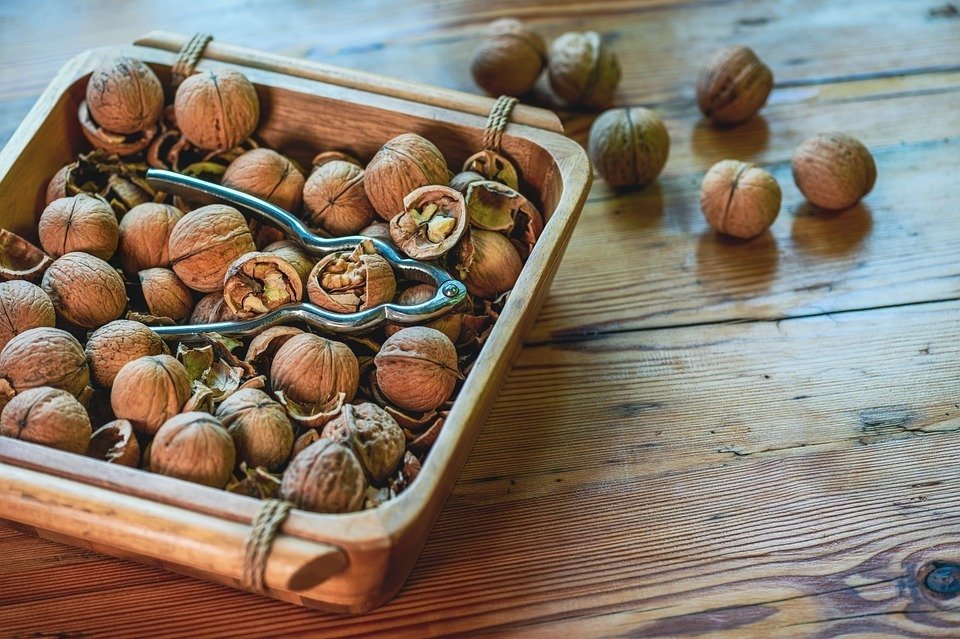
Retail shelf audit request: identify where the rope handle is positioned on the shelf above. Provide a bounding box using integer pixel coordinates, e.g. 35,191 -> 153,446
171,32 -> 213,89
241,498 -> 293,593
482,95 -> 519,153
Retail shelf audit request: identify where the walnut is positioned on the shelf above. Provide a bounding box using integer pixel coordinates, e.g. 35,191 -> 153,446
244,325 -> 303,371
190,291 -> 242,324
174,69 -> 260,151
471,18 -> 547,96
271,333 -> 358,408
547,31 -> 621,108
222,148 -> 305,212
700,160 -> 781,239
0,327 -> 90,399
463,229 -> 522,298
87,419 -> 140,467
302,159 -> 376,235
358,221 -> 394,245
111,354 -> 191,436
263,241 -> 312,289
697,46 -> 773,126
168,204 -> 257,292
321,402 -> 405,483
390,185 -> 468,260
306,240 -> 396,313
449,170 -> 486,195
588,107 -> 670,187
364,133 -> 449,220
150,412 -> 236,488
375,326 -> 460,412
0,387 -> 91,454
38,194 -> 119,260
792,133 -> 876,211
79,101 -> 157,157
462,150 -> 520,190
0,229 -> 52,283
215,388 -> 293,470
41,252 -> 126,329
117,202 -> 184,275
223,252 -> 303,318
139,268 -> 194,321
385,284 -> 462,343
279,438 -> 366,513
0,281 -> 55,351
85,57 -> 164,135
85,319 -> 169,388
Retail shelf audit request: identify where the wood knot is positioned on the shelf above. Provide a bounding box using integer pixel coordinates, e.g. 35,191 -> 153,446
924,563 -> 960,597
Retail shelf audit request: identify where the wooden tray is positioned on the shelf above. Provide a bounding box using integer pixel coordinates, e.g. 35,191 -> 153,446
0,32 -> 591,613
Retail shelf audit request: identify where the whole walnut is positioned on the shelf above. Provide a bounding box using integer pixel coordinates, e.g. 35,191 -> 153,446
87,419 -> 140,467
385,284 -> 462,343
588,107 -> 670,187
222,148 -> 305,212
375,326 -> 460,413
174,69 -> 260,151
364,133 -> 449,220
0,281 -> 55,350
464,229 -> 523,299
139,268 -> 194,321
321,402 -> 405,483
279,438 -> 366,513
150,412 -> 236,488
85,319 -> 169,388
302,159 -> 376,235
271,333 -> 359,406
697,46 -> 773,126
223,252 -> 303,318
792,133 -> 876,211
215,388 -> 293,470
0,327 -> 90,398
111,354 -> 191,436
86,57 -> 164,134
548,31 -> 621,108
700,159 -> 781,239
0,387 -> 91,454
41,252 -> 126,329
307,240 -> 396,313
471,18 -> 547,96
38,194 -> 119,260
190,291 -> 241,324
168,204 -> 256,292
117,202 -> 184,275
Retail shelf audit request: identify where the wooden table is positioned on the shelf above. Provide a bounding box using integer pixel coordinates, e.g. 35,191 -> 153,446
2,1 -> 959,636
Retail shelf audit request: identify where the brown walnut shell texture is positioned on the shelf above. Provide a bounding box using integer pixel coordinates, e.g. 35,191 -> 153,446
271,333 -> 359,406
302,159 -> 377,236
306,241 -> 396,314
223,252 -> 303,318
385,284 -> 462,343
263,240 -> 312,289
41,252 -> 126,329
87,419 -> 140,467
471,18 -> 547,97
700,159 -> 782,239
215,388 -> 293,470
792,133 -> 877,211
463,229 -> 523,299
222,148 -> 305,213
86,57 -> 164,135
85,319 -> 168,388
0,281 -> 56,351
0,327 -> 89,398
321,402 -> 406,483
390,185 -> 468,260
38,194 -> 119,260
696,46 -> 773,126
174,69 -> 260,151
588,107 -> 670,187
449,170 -> 486,195
463,150 -> 520,191
364,133 -> 450,220
374,326 -> 460,413
151,412 -> 236,488
191,291 -> 241,324
111,354 -> 191,436
168,204 -> 257,293
547,31 -> 621,108
118,202 -> 184,275
139,268 -> 194,321
78,101 -> 157,157
279,438 -> 367,513
0,229 -> 53,283
0,387 -> 91,454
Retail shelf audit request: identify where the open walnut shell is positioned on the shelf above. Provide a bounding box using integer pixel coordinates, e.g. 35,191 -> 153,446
390,185 -> 467,260
0,230 -> 53,283
465,180 -> 543,259
190,291 -> 242,324
79,101 -> 157,156
87,419 -> 140,467
223,251 -> 303,318
306,240 -> 396,313
463,150 -> 520,190
263,241 -> 312,289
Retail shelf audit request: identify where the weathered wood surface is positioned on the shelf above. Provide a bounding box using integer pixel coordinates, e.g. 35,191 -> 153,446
2,0 -> 960,636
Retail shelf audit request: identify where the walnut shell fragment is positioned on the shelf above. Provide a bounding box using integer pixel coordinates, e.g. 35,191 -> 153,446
462,229 -> 523,299
0,387 -> 91,454
700,159 -> 782,239
364,133 -> 449,220
462,150 -> 520,190
87,419 -> 140,467
263,241 -> 312,289
223,252 -> 303,318
390,185 -> 468,259
222,148 -> 305,212
374,326 -> 460,413
271,333 -> 359,407
151,412 -> 236,488
85,319 -> 169,388
168,204 -> 257,292
306,240 -> 396,313
279,438 -> 367,513
0,229 -> 53,283
465,180 -> 543,244
117,202 -> 184,275
174,69 -> 260,151
79,101 -> 157,156
244,325 -> 303,370
41,252 -> 126,329
139,268 -> 194,321
792,133 -> 876,211
548,31 -> 621,108
302,158 -> 377,235
38,194 -> 119,260
111,354 -> 191,436
0,281 -> 55,351
321,402 -> 405,483
216,388 -> 293,470
697,46 -> 773,126
190,291 -> 242,324
0,327 -> 90,399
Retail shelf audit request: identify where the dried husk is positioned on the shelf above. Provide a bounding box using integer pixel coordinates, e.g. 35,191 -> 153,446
223,251 -> 303,318
85,57 -> 164,134
696,46 -> 773,126
139,268 -> 194,321
0,229 -> 53,283
111,354 -> 191,436
792,133 -> 877,211
385,284 -> 462,343
320,402 -> 405,483
45,151 -> 160,216
0,327 -> 89,400
117,202 -> 184,275
271,333 -> 359,408
216,388 -> 293,470
174,69 -> 260,151
588,107 -> 671,187
38,194 -> 119,260
462,229 -> 523,299
462,150 -> 520,190
0,281 -> 56,351
87,419 -> 140,467
150,412 -> 236,488
390,185 -> 468,259
176,343 -> 244,403
85,319 -> 169,388
547,31 -> 621,108
222,148 -> 305,212
0,387 -> 91,454
302,159 -> 377,235
279,438 -> 367,513
364,133 -> 449,220
700,159 -> 782,239
374,326 -> 460,413
306,240 -> 396,313
471,18 -> 547,97
41,252 -> 126,329
168,204 -> 256,292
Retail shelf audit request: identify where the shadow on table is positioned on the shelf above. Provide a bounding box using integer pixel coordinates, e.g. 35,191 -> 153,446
695,229 -> 780,298
790,201 -> 873,258
690,115 -> 771,163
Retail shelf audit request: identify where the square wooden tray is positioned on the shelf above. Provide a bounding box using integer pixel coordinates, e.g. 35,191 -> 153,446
0,32 -> 591,613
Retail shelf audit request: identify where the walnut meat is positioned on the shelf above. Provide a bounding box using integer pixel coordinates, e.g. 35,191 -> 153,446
386,284 -> 462,343
117,202 -> 184,275
463,229 -> 523,299
700,159 -> 782,239
85,319 -> 169,388
302,159 -> 377,235
41,252 -> 126,329
87,419 -> 140,467
139,268 -> 194,321
86,57 -> 164,135
279,438 -> 366,513
168,204 -> 257,292
0,327 -> 90,398
38,194 -> 119,260
588,107 -> 670,187
548,31 -> 621,108
364,133 -> 449,220
375,326 -> 460,413
390,185 -> 468,260
215,388 -> 293,470
111,354 -> 191,436
223,252 -> 303,318
222,149 -> 305,212
174,69 -> 260,151
471,18 -> 547,97
697,46 -> 773,126
792,133 -> 876,211
151,412 -> 236,488
0,387 -> 91,454
0,281 -> 55,351
271,333 -> 359,406
321,403 -> 405,483
306,240 -> 396,313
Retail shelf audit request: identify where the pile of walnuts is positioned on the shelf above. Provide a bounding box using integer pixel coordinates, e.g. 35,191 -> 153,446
0,57 -> 542,513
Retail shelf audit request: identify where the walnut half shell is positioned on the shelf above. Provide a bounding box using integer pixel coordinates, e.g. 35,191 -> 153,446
306,240 -> 396,313
390,185 -> 467,260
223,252 -> 303,318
